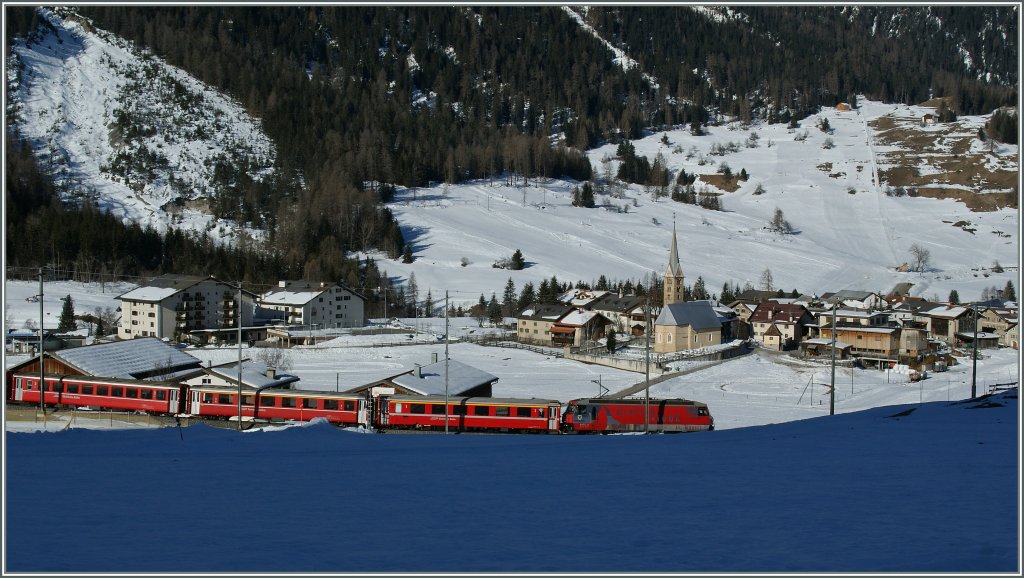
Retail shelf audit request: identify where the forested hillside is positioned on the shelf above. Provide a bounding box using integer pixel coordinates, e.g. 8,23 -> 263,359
5,5 -> 1017,290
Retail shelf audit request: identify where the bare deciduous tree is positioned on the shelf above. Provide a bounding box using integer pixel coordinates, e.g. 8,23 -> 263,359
909,243 -> 931,272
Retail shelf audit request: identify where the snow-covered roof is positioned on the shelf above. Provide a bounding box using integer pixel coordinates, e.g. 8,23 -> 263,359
391,359 -> 498,396
260,289 -> 326,306
117,286 -> 181,303
802,338 -> 853,349
830,326 -> 896,334
924,306 -> 971,318
558,310 -> 600,327
206,360 -> 300,389
50,337 -> 202,379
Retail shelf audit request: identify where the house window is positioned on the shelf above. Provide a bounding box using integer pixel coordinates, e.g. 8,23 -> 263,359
148,312 -> 155,317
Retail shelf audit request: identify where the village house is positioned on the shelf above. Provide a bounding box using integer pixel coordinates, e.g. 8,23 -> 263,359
749,302 -> 814,351
653,300 -> 722,354
820,325 -> 900,361
180,359 -> 300,390
344,354 -> 498,398
5,337 -> 204,382
922,304 -> 978,346
550,309 -> 610,348
589,293 -> 648,336
117,274 -> 258,343
258,280 -> 366,330
516,303 -> 575,346
978,306 -> 1019,343
821,290 -> 885,310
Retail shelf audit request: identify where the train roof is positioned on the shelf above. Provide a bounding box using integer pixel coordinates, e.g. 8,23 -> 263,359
571,397 -> 708,407
17,373 -> 182,388
189,384 -> 362,398
387,394 -> 562,406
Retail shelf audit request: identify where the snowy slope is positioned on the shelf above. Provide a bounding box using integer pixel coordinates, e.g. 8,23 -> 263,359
7,8 -> 277,240
4,390 -> 1019,572
373,99 -> 1017,307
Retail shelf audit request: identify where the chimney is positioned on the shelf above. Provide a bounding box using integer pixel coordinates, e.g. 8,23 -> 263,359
431,352 -> 438,364
415,364 -> 422,378
265,368 -> 276,379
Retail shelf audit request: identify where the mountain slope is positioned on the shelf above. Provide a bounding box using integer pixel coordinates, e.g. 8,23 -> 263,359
7,7 -> 278,239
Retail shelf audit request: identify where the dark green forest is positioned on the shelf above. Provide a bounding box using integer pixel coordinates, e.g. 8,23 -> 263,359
5,5 -> 1017,291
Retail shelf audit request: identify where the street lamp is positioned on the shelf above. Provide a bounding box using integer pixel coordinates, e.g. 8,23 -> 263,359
971,303 -> 980,398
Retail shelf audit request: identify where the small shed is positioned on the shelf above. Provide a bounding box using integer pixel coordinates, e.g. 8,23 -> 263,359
836,103 -> 851,112
800,338 -> 853,359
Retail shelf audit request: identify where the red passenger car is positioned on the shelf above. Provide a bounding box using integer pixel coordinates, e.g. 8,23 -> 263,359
376,395 -> 562,433
186,385 -> 366,426
8,373 -> 186,414
561,398 -> 713,433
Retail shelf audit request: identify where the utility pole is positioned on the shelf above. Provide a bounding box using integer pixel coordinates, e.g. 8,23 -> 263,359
829,302 -> 837,416
644,299 -> 651,433
445,290 -> 450,434
237,282 -> 243,431
970,303 -> 978,397
38,267 -> 45,416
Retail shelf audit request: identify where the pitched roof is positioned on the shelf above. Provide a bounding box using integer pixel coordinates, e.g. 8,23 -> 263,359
518,303 -> 573,321
390,359 -> 498,396
655,300 -> 721,330
665,222 -> 683,277
591,293 -> 645,313
50,337 -> 203,379
749,302 -> 810,324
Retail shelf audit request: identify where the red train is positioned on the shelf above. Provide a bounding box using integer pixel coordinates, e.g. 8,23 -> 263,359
562,398 -> 714,433
6,372 -> 712,434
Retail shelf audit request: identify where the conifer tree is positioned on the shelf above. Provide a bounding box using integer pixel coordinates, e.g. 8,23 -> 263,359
58,295 -> 76,332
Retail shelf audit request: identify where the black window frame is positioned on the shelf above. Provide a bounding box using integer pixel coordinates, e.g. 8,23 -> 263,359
281,397 -> 296,408
82,384 -> 94,395
155,390 -> 166,401
410,403 -> 426,414
495,406 -> 510,417
66,383 -> 79,394
97,385 -> 109,396
110,386 -> 123,397
302,398 -> 318,409
261,396 -> 276,407
343,400 -> 355,412
323,399 -> 339,410
474,405 -> 490,416
140,389 -> 153,400
516,407 -> 532,417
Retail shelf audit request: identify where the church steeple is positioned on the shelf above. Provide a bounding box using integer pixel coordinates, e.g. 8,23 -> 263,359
664,218 -> 685,305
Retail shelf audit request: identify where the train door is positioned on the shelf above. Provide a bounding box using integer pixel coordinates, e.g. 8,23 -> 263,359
168,388 -> 179,414
547,404 -> 559,431
357,399 -> 369,428
13,377 -> 24,401
190,390 -> 202,415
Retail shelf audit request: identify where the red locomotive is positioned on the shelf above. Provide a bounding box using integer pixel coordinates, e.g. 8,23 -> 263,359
561,397 -> 714,433
7,371 -> 713,435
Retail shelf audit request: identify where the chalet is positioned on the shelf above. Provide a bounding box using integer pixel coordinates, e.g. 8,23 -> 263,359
821,290 -> 885,310
653,300 -> 722,354
345,355 -> 498,398
814,309 -> 890,328
258,280 -> 365,330
516,303 -> 575,346
749,302 -> 814,351
590,293 -> 648,336
180,360 -> 300,390
5,337 -> 203,382
979,307 -> 1019,340
117,274 -> 258,343
820,325 -> 900,360
557,288 -> 608,310
549,310 -> 610,347
922,305 -> 978,346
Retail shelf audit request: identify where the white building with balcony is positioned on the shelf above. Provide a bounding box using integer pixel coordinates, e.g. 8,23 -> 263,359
116,275 -> 256,342
258,281 -> 365,330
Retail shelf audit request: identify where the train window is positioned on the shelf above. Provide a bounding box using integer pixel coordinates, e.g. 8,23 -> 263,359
281,397 -> 296,408
474,405 -> 489,416
202,393 -> 214,404
698,408 -> 708,416
323,399 -> 339,410
140,389 -> 153,400
67,384 -> 79,394
125,388 -> 138,398
538,408 -> 545,417
495,407 -> 510,417
343,401 -> 355,412
217,394 -> 232,405
82,385 -> 93,395
242,396 -> 254,406
110,387 -> 123,397
516,407 -> 531,417
97,386 -> 109,396
410,404 -> 426,414
155,390 -> 166,401
430,404 -> 445,415
302,398 -> 318,409
452,405 -> 467,415
261,397 -> 276,407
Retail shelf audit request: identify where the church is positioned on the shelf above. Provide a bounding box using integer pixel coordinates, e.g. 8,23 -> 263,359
653,222 -> 723,354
